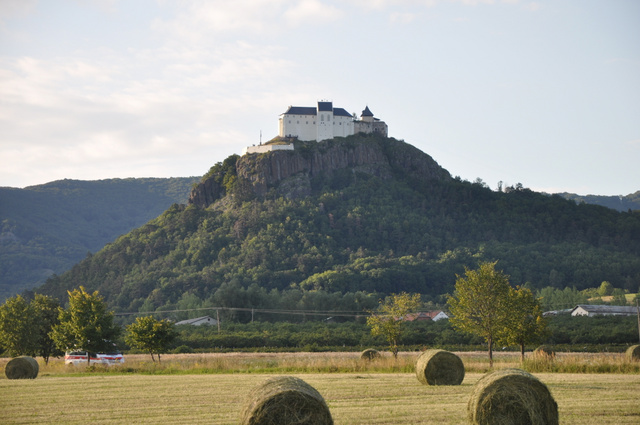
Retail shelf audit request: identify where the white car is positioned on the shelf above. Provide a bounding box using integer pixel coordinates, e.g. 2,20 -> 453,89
64,350 -> 125,365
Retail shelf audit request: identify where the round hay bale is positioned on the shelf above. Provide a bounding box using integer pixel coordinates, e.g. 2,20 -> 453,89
415,349 -> 465,386
626,345 -> 640,361
467,368 -> 558,425
5,356 -> 39,380
360,349 -> 380,361
533,345 -> 555,358
240,376 -> 333,425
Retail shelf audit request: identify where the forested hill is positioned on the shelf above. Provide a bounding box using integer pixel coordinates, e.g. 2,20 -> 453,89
556,191 -> 640,212
0,177 -> 199,300
37,134 -> 640,314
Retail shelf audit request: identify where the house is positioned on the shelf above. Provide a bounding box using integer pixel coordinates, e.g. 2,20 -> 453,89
278,101 -> 388,142
175,315 -> 219,326
570,304 -> 638,317
403,311 -> 449,322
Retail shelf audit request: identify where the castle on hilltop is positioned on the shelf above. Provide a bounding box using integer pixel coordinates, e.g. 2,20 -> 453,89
242,101 -> 388,155
279,101 -> 387,142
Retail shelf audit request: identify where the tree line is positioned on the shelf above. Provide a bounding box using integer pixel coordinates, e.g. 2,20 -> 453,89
3,263 -> 638,363
0,287 -> 176,364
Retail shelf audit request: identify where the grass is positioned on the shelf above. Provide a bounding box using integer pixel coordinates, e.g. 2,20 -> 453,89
1,372 -> 639,424
5,351 -> 638,376
1,352 -> 639,424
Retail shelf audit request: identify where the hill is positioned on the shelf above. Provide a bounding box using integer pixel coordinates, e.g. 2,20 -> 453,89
36,135 -> 640,315
0,177 -> 199,300
555,191 -> 640,212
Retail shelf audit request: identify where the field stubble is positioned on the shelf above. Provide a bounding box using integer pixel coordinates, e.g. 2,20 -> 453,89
1,351 -> 639,424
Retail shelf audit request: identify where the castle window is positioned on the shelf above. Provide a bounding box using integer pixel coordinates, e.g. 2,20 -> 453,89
288,120 -> 291,123
297,121 -> 299,124
321,114 -> 324,121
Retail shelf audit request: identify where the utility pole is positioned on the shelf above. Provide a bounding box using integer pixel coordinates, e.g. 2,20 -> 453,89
217,309 -> 221,334
636,299 -> 639,344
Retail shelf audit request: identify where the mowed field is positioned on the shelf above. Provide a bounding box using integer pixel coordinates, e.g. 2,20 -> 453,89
1,352 -> 639,424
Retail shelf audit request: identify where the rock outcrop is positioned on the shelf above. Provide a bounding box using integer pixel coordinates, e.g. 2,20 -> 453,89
189,135 -> 451,207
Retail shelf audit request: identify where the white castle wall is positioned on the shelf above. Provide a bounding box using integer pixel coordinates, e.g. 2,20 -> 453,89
242,144 -> 295,155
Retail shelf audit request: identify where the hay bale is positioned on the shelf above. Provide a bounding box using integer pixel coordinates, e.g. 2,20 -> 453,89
360,349 -> 380,361
240,376 -> 333,425
415,349 -> 465,386
467,368 -> 558,425
5,356 -> 39,380
626,345 -> 640,361
533,345 -> 555,358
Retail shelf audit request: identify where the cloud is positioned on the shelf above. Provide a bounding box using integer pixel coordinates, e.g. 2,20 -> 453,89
284,0 -> 344,24
0,0 -> 36,21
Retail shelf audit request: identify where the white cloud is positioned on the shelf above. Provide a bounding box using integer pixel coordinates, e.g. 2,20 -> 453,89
0,0 -> 36,21
284,0 -> 344,25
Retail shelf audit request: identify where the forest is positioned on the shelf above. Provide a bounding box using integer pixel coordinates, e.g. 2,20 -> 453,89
0,177 -> 199,300
34,135 -> 640,317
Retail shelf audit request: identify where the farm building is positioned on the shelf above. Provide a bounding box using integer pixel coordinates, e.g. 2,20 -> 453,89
403,311 -> 449,322
175,315 -> 219,326
570,304 -> 638,317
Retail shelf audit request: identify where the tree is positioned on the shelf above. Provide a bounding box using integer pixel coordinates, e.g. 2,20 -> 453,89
0,295 -> 38,357
598,281 -> 614,297
31,294 -> 63,364
498,286 -> 547,362
50,286 -> 120,365
125,316 -> 177,363
366,292 -> 421,358
447,261 -> 512,367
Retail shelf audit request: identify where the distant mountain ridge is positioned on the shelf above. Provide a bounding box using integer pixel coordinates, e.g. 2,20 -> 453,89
555,192 -> 640,212
0,177 -> 199,300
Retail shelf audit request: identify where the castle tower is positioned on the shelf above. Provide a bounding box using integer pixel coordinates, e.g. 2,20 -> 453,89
361,106 -> 374,123
316,101 -> 334,141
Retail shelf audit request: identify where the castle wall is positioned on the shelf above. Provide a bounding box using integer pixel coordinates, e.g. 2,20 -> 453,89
280,114 -> 316,141
316,106 -> 333,141
242,144 -> 295,155
277,102 -> 386,142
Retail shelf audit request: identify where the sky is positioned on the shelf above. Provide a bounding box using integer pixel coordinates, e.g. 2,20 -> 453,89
1,0 -> 638,196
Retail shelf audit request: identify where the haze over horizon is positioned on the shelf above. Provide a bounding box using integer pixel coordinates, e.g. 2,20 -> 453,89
1,1 -> 638,196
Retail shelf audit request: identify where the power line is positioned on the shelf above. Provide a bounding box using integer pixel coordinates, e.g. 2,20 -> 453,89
114,306 -> 370,318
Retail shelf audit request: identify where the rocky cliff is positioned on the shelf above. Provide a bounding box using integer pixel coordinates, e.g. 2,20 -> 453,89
189,135 -> 451,207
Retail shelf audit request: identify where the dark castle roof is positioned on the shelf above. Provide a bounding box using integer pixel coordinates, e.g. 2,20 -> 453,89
282,105 -> 354,118
317,101 -> 333,112
361,106 -> 373,117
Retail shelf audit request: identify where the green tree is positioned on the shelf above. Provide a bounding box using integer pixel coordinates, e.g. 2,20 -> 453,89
0,295 -> 38,357
366,292 -> 421,358
447,261 -> 512,367
499,286 -> 547,362
125,316 -> 177,363
50,286 -> 120,365
31,294 -> 63,364
598,281 -> 614,296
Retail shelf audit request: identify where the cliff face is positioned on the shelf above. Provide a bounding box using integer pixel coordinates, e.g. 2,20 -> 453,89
189,136 -> 451,207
